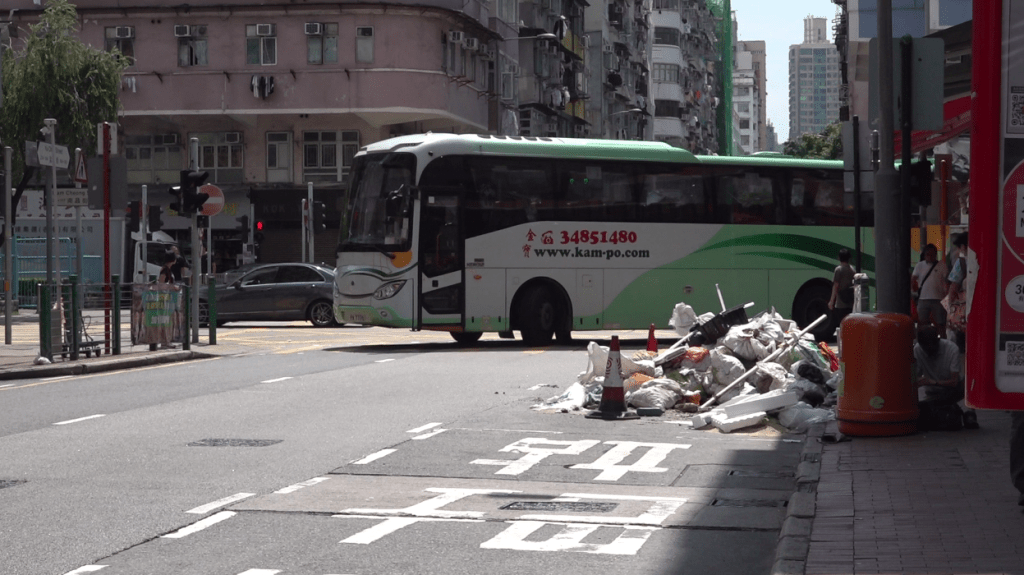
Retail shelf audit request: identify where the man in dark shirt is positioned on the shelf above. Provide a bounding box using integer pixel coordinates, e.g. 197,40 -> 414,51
828,248 -> 855,326
169,246 -> 190,283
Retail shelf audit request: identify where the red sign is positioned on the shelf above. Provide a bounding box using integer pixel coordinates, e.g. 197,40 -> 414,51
199,184 -> 224,217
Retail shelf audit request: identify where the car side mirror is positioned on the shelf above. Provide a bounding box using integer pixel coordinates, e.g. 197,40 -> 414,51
232,280 -> 242,289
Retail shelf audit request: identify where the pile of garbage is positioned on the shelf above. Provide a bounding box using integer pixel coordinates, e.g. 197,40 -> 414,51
534,300 -> 842,434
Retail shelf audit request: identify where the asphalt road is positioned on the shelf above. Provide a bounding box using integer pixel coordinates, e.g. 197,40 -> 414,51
0,324 -> 804,575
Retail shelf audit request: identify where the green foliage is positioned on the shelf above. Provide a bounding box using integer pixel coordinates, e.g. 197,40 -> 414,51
0,0 -> 128,183
783,122 -> 843,160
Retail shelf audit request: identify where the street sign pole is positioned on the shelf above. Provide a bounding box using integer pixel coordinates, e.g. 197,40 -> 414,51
141,184 -> 148,284
308,182 -> 315,264
44,119 -> 56,286
191,137 -> 200,344
74,148 -> 84,305
4,145 -> 12,345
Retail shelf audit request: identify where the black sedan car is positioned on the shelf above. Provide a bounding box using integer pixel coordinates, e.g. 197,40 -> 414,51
199,262 -> 338,327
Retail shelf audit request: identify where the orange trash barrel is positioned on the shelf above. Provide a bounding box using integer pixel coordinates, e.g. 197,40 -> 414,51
837,313 -> 918,436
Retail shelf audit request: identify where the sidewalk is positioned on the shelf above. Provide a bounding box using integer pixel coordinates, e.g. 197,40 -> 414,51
777,411 -> 1024,575
0,310 -> 240,380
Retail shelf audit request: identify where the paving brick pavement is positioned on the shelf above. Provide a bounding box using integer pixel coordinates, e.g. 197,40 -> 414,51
803,411 -> 1024,575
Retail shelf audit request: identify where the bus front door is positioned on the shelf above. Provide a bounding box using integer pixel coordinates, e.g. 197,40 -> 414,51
417,195 -> 463,330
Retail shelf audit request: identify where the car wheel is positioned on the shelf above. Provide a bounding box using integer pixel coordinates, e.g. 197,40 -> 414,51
451,331 -> 483,345
308,300 -> 336,327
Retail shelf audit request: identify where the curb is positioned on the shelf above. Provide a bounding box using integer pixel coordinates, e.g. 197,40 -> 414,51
771,420 -> 827,575
0,350 -> 216,380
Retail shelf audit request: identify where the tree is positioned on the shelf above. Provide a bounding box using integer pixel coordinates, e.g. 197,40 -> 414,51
0,0 -> 128,241
783,122 -> 843,160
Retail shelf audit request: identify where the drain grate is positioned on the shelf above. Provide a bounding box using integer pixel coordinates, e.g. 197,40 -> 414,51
187,439 -> 283,447
0,480 -> 27,490
728,469 -> 793,479
711,498 -> 787,508
500,501 -> 619,513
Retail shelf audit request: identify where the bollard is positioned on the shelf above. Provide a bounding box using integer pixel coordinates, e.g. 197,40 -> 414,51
38,283 -> 52,361
112,275 -> 121,355
70,275 -> 79,361
182,285 -> 190,351
208,277 -> 217,345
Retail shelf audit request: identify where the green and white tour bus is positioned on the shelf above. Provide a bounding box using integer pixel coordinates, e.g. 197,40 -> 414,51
334,133 -> 871,344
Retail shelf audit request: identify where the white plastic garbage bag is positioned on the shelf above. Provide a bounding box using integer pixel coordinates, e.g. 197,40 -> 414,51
777,402 -> 835,432
675,368 -> 713,394
533,381 -> 589,412
627,378 -> 685,410
669,302 -> 699,336
710,347 -> 745,385
752,362 -> 793,393
722,323 -> 776,361
578,341 -> 657,384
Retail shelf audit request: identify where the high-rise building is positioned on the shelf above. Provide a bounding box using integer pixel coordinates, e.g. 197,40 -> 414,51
732,12 -> 766,154
788,16 -> 841,140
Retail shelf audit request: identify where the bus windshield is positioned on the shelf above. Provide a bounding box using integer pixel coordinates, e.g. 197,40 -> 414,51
341,152 -> 416,251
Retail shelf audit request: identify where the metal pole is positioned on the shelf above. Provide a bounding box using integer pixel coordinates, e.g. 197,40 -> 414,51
206,214 -> 212,280
301,198 -> 307,264
190,137 -> 200,344
4,146 -> 12,345
852,116 -> 863,273
44,119 -> 56,285
308,182 -> 315,263
874,0 -> 904,314
900,37 -> 914,307
74,148 -> 84,309
103,122 -> 111,354
141,184 -> 148,284
70,275 -> 79,361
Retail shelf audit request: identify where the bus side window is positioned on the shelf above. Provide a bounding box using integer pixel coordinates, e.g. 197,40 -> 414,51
640,168 -> 708,223
716,171 -> 775,224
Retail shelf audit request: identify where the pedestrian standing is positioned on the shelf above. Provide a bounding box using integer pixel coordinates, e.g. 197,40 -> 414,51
828,247 -> 855,326
912,243 -> 948,333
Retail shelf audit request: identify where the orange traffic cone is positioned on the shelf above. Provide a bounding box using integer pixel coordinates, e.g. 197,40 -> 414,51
586,336 -> 639,421
646,323 -> 658,353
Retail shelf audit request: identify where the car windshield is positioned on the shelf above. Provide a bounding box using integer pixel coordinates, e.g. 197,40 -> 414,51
340,152 -> 416,252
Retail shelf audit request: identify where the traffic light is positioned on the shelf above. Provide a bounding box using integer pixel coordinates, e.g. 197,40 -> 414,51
179,169 -> 210,213
169,185 -> 182,214
254,220 -> 265,244
148,205 -> 164,232
312,200 -> 327,232
238,215 -> 250,243
128,200 -> 140,232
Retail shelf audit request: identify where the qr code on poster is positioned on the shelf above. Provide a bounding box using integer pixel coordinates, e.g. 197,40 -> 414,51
1013,92 -> 1024,127
1007,342 -> 1024,367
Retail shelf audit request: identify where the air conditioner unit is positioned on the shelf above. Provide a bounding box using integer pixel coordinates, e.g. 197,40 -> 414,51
612,5 -> 624,15
173,24 -> 191,37
548,44 -> 560,55
480,45 -> 495,60
115,26 -> 134,39
546,122 -> 558,132
447,31 -> 465,44
509,63 -> 520,75
580,36 -> 590,48
603,43 -> 614,54
304,22 -> 322,35
224,132 -> 242,144
463,37 -> 479,50
194,25 -> 208,37
256,24 -> 274,36
574,125 -> 588,136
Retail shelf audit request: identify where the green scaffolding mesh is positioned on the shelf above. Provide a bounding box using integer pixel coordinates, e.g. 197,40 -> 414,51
706,0 -> 731,156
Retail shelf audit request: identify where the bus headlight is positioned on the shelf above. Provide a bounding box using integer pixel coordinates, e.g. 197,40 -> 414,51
373,280 -> 407,300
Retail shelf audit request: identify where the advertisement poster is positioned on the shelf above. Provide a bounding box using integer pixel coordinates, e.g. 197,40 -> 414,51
130,284 -> 185,345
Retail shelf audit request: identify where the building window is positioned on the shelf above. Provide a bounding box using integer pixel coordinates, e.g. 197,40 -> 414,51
303,130 -> 360,183
125,134 -> 182,186
653,27 -> 680,47
653,63 -> 679,84
266,132 -> 292,183
740,119 -> 750,129
356,27 -> 374,63
104,27 -> 135,64
246,24 -> 277,65
307,23 -> 339,64
653,0 -> 679,10
178,25 -> 208,67
498,0 -> 517,24
654,99 -> 681,118
196,132 -> 245,184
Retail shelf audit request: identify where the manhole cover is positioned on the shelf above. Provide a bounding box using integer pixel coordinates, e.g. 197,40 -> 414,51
500,501 -> 619,513
711,498 -> 787,508
728,470 -> 793,478
187,439 -> 283,447
0,480 -> 27,490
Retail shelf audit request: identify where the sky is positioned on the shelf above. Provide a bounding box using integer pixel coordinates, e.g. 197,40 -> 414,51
730,0 -> 838,143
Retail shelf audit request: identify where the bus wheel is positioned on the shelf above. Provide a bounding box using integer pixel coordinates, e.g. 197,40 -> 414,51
518,287 -> 556,346
793,283 -> 835,342
451,331 -> 483,345
555,329 -> 573,345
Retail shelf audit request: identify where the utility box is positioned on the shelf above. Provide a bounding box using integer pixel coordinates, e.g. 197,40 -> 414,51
837,313 -> 918,436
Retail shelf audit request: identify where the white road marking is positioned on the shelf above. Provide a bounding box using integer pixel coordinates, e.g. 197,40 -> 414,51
351,449 -> 396,465
374,358 -> 395,363
340,516 -> 482,544
571,441 -> 691,481
341,487 -> 521,519
480,521 -> 655,555
186,493 -> 255,514
0,383 -> 16,389
162,511 -> 236,539
40,376 -> 72,382
406,422 -> 443,433
63,567 -> 107,575
472,438 -> 600,476
53,414 -> 105,426
274,477 -> 329,494
260,377 -> 292,383
521,493 -> 688,526
236,570 -> 281,575
411,429 -> 447,440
